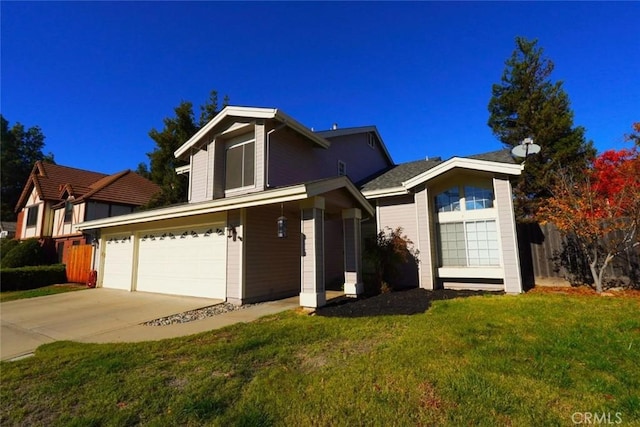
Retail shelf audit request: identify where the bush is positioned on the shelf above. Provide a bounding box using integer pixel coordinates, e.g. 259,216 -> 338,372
363,227 -> 420,295
0,264 -> 67,291
0,239 -> 19,262
1,238 -> 49,268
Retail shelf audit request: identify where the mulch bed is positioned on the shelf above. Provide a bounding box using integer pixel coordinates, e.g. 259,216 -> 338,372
315,288 -> 499,318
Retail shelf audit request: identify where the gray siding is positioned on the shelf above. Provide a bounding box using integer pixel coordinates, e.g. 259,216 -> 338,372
376,195 -> 420,287
268,128 -> 390,188
377,195 -> 419,245
414,187 -> 435,289
494,177 -> 522,293
226,209 -> 244,302
243,205 -> 301,302
254,122 -> 266,191
190,149 -> 209,203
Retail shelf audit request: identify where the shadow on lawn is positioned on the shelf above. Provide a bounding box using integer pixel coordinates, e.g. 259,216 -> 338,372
316,288 -> 500,318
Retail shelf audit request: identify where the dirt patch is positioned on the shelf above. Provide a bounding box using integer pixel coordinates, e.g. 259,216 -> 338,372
315,288 -> 499,318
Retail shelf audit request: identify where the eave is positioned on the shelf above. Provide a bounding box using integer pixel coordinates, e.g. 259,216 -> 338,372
76,176 -> 373,231
174,106 -> 331,159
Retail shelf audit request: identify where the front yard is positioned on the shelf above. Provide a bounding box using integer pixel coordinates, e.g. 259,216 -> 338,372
1,289 -> 638,426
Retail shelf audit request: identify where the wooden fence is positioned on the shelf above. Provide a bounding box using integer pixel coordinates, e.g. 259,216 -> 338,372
517,222 -> 640,288
65,244 -> 93,284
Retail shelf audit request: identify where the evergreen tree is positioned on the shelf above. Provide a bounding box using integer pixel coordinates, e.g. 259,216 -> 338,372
0,116 -> 55,221
141,90 -> 229,209
488,37 -> 595,219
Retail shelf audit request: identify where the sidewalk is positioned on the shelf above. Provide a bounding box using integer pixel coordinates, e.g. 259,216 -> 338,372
77,296 -> 300,344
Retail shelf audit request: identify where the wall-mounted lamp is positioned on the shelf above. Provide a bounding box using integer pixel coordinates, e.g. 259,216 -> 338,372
277,216 -> 288,238
227,225 -> 237,240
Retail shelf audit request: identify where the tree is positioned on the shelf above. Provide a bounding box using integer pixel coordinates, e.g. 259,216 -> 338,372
140,90 -> 229,208
0,116 -> 55,221
488,37 -> 596,219
625,122 -> 640,147
537,147 -> 640,292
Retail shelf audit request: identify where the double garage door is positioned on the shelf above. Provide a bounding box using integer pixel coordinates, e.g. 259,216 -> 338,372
101,224 -> 227,299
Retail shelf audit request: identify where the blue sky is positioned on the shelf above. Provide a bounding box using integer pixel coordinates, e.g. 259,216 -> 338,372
2,1 -> 638,174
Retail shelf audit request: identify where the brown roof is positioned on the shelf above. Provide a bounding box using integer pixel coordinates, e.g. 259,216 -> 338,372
16,161 -> 160,211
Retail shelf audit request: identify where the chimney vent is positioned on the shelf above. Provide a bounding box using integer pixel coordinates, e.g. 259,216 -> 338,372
332,123 -> 338,130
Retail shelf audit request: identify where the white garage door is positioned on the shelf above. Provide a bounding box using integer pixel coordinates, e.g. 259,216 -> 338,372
135,225 -> 227,299
101,235 -> 134,290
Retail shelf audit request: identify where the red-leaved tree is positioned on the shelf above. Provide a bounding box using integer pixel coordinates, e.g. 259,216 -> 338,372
537,146 -> 640,292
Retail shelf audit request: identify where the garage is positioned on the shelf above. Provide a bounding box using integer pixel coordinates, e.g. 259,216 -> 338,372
135,225 -> 227,299
101,234 -> 134,290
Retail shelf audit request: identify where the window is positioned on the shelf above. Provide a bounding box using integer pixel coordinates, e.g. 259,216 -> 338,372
225,139 -> 255,190
435,187 -> 460,212
64,201 -> 73,223
464,186 -> 494,210
435,185 -> 493,213
85,202 -> 134,221
368,133 -> 375,149
337,160 -> 347,176
26,206 -> 38,227
438,220 -> 499,267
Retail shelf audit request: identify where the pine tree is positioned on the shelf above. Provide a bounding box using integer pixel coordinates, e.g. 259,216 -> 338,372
141,90 -> 229,209
488,37 -> 595,219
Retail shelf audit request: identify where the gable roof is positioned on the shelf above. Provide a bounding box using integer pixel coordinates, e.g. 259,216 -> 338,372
361,149 -> 522,198
314,125 -> 394,166
15,161 -> 160,212
174,106 -> 331,159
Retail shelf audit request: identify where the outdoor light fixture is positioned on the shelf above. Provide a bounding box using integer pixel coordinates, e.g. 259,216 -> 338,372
277,203 -> 287,238
227,226 -> 237,240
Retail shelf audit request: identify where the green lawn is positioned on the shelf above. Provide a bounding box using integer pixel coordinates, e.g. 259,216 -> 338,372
1,292 -> 638,426
0,283 -> 88,303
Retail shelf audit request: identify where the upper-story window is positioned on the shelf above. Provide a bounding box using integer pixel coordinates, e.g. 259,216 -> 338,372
26,205 -> 39,227
337,160 -> 347,177
435,185 -> 493,213
435,187 -> 461,212
464,186 -> 494,210
225,135 -> 255,191
64,201 -> 73,223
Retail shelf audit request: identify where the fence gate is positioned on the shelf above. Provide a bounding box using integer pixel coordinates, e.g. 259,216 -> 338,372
66,244 -> 93,284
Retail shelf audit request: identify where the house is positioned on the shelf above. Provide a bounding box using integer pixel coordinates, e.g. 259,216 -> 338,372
14,161 -> 160,264
0,222 -> 17,239
77,106 -> 523,308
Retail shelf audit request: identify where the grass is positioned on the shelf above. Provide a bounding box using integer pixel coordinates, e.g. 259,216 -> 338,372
1,292 -> 639,426
0,283 -> 88,302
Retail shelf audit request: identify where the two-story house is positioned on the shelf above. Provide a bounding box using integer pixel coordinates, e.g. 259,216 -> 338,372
14,161 -> 160,264
77,106 -> 523,308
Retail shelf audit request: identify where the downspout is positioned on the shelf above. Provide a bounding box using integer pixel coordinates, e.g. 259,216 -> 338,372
266,122 -> 287,188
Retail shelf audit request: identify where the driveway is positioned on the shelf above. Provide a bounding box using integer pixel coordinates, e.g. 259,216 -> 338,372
0,288 -> 222,361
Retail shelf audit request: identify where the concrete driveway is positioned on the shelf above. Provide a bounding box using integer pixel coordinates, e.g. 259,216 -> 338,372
0,288 -> 222,361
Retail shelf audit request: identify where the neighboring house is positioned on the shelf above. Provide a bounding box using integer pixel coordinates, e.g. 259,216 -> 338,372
77,106 -> 523,308
14,161 -> 160,264
0,222 -> 17,239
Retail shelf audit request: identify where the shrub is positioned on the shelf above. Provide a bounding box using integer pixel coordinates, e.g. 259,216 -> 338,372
0,239 -> 20,262
363,227 -> 420,294
0,264 -> 67,291
1,238 -> 49,268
